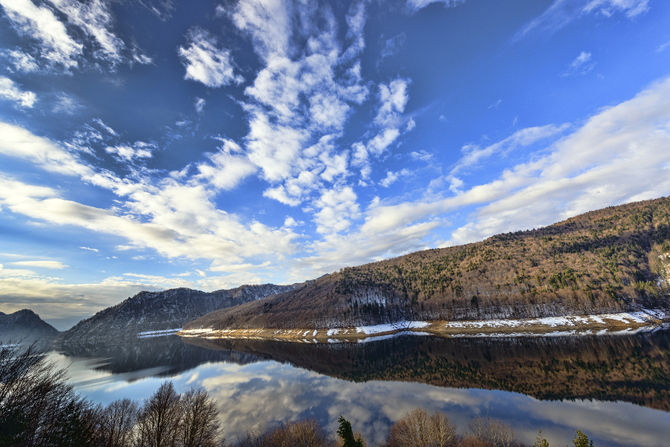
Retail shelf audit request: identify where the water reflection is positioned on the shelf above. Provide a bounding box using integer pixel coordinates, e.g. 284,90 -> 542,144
54,331 -> 670,446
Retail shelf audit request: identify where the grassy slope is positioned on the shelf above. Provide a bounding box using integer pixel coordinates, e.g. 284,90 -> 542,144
186,196 -> 670,331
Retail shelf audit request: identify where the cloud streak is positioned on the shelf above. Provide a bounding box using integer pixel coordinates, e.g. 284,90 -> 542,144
0,0 -> 150,71
0,76 -> 36,107
515,0 -> 649,41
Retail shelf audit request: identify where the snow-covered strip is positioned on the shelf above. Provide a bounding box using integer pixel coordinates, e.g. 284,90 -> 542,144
138,328 -> 182,336
444,309 -> 665,330
178,328 -> 214,336
355,321 -> 429,335
450,325 -> 656,338
357,331 -> 431,344
138,328 -> 182,338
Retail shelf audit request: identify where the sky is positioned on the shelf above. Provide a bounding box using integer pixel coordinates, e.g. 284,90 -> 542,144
1,0 -> 670,328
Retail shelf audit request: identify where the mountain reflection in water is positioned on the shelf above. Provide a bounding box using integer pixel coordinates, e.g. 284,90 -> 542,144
54,331 -> 670,447
184,330 -> 670,411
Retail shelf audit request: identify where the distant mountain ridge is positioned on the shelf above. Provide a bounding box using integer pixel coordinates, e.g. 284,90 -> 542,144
185,196 -> 670,332
0,309 -> 60,346
54,283 -> 298,347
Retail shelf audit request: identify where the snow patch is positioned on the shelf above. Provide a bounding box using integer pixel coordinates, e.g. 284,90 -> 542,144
444,310 -> 664,331
355,321 -> 429,335
138,328 -> 182,338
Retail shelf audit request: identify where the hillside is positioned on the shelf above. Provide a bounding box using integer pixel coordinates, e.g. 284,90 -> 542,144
54,283 -> 297,347
185,196 -> 670,332
0,309 -> 60,347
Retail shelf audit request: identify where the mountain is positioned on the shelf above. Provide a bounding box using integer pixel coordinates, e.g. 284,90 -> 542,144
0,309 -> 60,346
54,284 -> 298,347
185,196 -> 670,332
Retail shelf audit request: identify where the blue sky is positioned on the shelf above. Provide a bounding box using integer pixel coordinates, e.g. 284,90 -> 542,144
1,0 -> 670,327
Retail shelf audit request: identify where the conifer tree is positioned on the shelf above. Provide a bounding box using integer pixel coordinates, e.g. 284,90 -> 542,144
573,429 -> 594,447
336,416 -> 363,447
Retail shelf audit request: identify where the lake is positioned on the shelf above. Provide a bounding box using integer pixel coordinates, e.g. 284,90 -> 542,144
48,330 -> 670,446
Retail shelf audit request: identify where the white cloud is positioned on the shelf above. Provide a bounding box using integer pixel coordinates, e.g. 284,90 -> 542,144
562,51 -> 595,76
195,145 -> 257,191
0,76 -> 36,108
178,28 -> 243,88
231,0 -> 293,61
195,97 -> 206,113
79,246 -> 98,252
10,261 -> 68,269
137,0 -> 175,20
2,49 -> 39,72
232,0 -> 370,215
406,0 -> 465,14
105,144 -> 153,162
516,0 -> 649,40
0,119 -> 301,272
93,118 -> 118,136
0,122 -> 93,177
405,117 -> 416,132
449,124 -> 569,177
488,99 -> 502,109
0,0 -> 149,71
52,93 -> 84,114
313,185 -> 360,234
285,74 -> 670,280
350,78 -> 410,178
0,0 -> 82,70
583,0 -> 649,18
0,171 -> 300,267
379,169 -> 410,188
377,75 -> 670,250
49,0 -> 125,65
410,150 -> 431,162
131,45 -> 153,65
378,32 -> 406,65
0,265 -> 176,319
374,78 -> 410,128
379,171 -> 399,188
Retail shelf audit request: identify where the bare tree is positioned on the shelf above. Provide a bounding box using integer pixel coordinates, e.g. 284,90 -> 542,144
0,344 -> 96,447
386,408 -> 457,447
95,398 -> 139,447
266,419 -> 334,447
135,381 -> 183,447
234,419 -> 334,447
466,417 -> 518,447
180,387 -> 224,447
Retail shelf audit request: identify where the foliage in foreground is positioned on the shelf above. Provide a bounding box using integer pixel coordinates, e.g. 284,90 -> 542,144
0,344 -> 598,447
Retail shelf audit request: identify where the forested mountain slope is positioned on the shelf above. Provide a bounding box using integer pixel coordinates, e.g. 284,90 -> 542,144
186,196 -> 670,331
54,284 -> 297,346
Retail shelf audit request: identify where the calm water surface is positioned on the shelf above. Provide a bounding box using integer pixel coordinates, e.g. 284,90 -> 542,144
49,331 -> 670,446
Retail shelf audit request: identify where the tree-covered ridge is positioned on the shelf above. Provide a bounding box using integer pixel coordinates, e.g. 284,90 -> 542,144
334,196 -> 670,319
187,197 -> 670,330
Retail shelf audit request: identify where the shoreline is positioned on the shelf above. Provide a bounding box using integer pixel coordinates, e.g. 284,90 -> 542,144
177,308 -> 670,343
